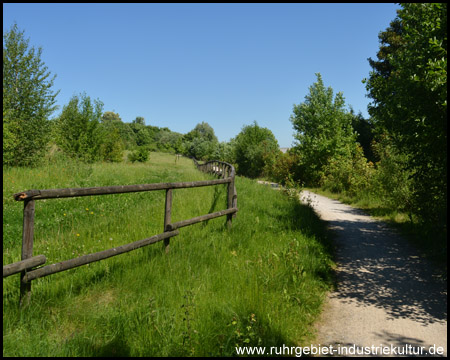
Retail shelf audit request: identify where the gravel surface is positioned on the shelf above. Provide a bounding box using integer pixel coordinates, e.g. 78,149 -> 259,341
299,190 -> 447,357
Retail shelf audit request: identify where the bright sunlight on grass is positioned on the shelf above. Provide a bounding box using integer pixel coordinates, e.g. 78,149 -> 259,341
3,153 -> 334,356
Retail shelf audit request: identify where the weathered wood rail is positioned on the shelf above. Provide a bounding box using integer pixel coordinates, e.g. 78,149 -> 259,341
3,158 -> 237,304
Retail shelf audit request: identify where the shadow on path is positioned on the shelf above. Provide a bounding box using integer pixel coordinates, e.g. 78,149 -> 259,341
328,211 -> 447,325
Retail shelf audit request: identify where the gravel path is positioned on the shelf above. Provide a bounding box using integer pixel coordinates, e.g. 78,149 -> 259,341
299,190 -> 447,357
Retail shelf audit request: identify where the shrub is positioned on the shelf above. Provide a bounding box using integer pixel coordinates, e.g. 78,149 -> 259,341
128,146 -> 150,163
233,121 -> 280,179
370,135 -> 415,219
321,144 -> 374,197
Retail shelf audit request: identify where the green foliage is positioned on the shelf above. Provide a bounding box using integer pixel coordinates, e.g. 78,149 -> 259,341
3,23 -> 59,166
132,116 -> 145,126
321,144 -> 374,197
129,121 -> 153,147
214,140 -> 235,163
99,127 -> 124,163
364,3 -> 447,228
370,135 -> 415,219
53,93 -> 104,163
127,146 -> 149,163
154,129 -> 183,153
101,111 -> 122,124
98,111 -> 125,162
350,110 -> 376,163
182,122 -> 219,160
266,151 -> 302,187
290,73 -> 356,186
233,121 -> 280,178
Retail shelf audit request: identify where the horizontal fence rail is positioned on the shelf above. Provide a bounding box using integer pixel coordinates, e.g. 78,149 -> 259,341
3,255 -> 46,278
13,178 -> 232,201
4,158 -> 237,305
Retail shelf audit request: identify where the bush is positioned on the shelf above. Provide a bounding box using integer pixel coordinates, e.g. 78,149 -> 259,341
370,135 -> 415,219
99,127 -> 124,162
233,121 -> 280,178
321,144 -> 374,197
128,147 -> 150,163
266,151 -> 302,187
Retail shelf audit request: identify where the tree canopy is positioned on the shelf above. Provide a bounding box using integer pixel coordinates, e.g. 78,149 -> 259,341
3,23 -> 59,166
290,73 -> 356,186
233,121 -> 280,178
53,92 -> 104,163
364,3 -> 447,227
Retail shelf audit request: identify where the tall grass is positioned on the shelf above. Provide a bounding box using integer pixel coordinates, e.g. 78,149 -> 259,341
3,153 -> 334,356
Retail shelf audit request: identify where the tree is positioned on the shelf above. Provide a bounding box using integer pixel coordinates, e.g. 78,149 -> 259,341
101,111 -> 122,124
290,73 -> 356,186
182,122 -> 219,160
155,130 -> 183,153
364,3 -> 447,227
129,121 -> 152,147
233,121 -> 280,178
99,126 -> 124,162
3,23 -> 59,166
350,110 -> 376,163
98,111 -> 125,162
53,93 -> 104,162
132,116 -> 145,126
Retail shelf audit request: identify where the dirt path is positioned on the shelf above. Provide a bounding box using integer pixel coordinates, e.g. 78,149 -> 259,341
299,190 -> 447,357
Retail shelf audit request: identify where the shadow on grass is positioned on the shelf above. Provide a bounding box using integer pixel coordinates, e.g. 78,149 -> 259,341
65,326 -> 131,357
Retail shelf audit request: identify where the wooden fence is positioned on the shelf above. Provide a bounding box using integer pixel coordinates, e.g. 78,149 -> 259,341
3,159 -> 237,305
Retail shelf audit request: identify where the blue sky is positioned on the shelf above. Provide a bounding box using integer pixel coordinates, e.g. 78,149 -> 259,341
3,3 -> 400,147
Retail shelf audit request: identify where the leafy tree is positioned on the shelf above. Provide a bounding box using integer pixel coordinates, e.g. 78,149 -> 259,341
129,121 -> 153,147
53,93 -> 104,162
364,3 -> 447,227
350,110 -> 376,163
101,111 -> 122,124
113,121 -> 137,149
99,126 -> 124,162
97,111 -> 125,162
321,144 -> 374,197
233,121 -> 280,178
290,73 -> 356,185
3,23 -> 59,166
183,122 -> 219,160
155,130 -> 183,153
265,150 -> 302,187
214,140 -> 235,163
132,116 -> 145,125
371,134 -> 415,220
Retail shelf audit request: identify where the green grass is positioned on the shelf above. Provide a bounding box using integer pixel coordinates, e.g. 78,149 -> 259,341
3,153 -> 334,356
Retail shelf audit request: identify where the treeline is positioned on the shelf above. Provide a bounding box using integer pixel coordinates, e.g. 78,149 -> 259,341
3,3 -> 446,237
3,23 -> 280,173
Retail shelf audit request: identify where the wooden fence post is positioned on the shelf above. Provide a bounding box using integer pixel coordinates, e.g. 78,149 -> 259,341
164,189 -> 172,253
227,175 -> 234,228
20,199 -> 35,306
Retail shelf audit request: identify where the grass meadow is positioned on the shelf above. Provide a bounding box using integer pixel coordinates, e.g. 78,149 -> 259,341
3,152 -> 334,356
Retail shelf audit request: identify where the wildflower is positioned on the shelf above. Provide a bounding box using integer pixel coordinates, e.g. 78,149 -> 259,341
85,208 -> 89,211
76,233 -> 80,237
64,213 -> 66,216
90,211 -> 94,215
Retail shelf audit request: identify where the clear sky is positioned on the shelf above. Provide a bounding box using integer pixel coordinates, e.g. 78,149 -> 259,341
3,3 -> 400,148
